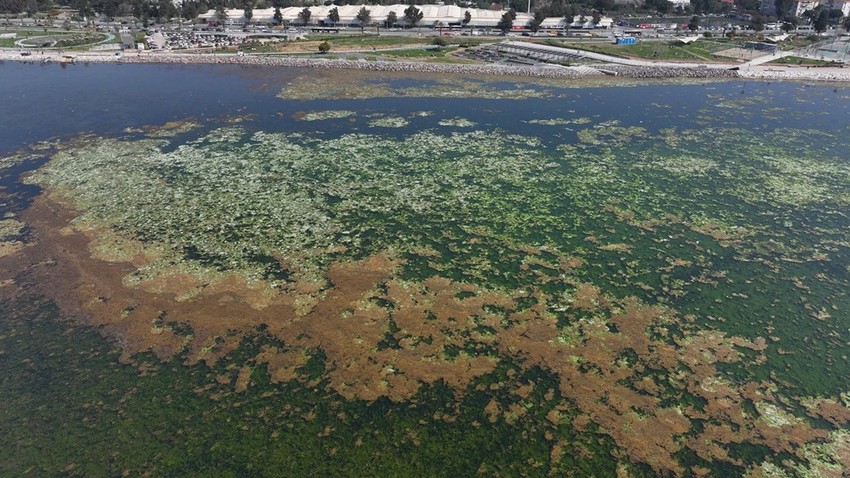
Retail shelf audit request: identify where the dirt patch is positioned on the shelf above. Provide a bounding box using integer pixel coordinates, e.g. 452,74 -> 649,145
714,48 -> 768,60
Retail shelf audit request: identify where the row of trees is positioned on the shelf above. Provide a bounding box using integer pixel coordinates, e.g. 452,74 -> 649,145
4,0 -> 847,33
0,0 -> 210,21
263,3 -> 424,27
771,0 -> 850,32
496,7 -> 601,34
0,0 -> 732,20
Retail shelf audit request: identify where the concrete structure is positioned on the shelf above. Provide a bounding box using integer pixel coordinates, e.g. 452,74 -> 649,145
538,16 -> 614,29
120,33 -> 135,49
146,32 -> 166,49
569,15 -> 614,29
200,5 -> 531,29
793,0 -> 821,16
763,0 -> 844,17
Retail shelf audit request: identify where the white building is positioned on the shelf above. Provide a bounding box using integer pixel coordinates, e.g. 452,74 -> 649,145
538,16 -> 613,29
793,0 -> 822,16
200,5 -> 532,28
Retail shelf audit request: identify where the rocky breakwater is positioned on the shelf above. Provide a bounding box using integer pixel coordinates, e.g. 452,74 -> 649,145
603,64 -> 740,79
2,50 -> 743,80
116,53 -> 605,79
739,65 -> 850,82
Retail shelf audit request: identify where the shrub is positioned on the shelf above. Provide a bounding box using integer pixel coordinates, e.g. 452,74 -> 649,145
318,40 -> 331,53
432,36 -> 448,47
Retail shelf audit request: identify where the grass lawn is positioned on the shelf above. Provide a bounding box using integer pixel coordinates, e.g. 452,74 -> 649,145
0,29 -> 108,49
768,55 -> 840,65
237,41 -> 282,53
778,37 -> 825,50
377,46 -> 456,57
549,39 -> 735,62
373,46 -> 480,63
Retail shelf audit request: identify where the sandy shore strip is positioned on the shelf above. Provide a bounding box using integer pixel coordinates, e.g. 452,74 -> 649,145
3,49 -> 850,83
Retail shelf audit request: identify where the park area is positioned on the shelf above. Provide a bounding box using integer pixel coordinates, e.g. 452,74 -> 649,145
549,36 -> 825,63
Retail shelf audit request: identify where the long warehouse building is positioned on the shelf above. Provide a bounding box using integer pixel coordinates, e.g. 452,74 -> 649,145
200,5 -> 533,28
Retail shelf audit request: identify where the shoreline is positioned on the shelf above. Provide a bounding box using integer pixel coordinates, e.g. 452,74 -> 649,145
3,49 -> 850,83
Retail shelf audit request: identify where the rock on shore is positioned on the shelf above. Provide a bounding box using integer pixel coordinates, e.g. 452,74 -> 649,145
5,50 -> 850,83
114,53 -> 743,80
603,64 -> 739,79
738,66 -> 850,82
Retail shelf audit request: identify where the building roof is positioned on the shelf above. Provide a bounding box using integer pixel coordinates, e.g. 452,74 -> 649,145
200,5 -> 532,27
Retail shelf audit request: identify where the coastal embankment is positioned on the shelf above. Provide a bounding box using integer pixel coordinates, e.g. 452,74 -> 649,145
2,49 -> 850,82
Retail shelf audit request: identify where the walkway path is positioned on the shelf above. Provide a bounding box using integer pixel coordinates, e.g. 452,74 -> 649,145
737,50 -> 794,68
499,40 -> 734,69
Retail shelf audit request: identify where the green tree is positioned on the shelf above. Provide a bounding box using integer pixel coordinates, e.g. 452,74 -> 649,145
298,7 -> 311,25
813,8 -> 828,33
751,16 -> 764,31
403,4 -> 422,28
530,10 -> 545,32
318,40 -> 330,53
386,10 -> 397,28
328,6 -> 339,25
647,0 -> 672,15
215,3 -> 228,23
463,9 -> 471,30
594,0 -> 614,12
356,6 -> 370,32
182,1 -> 200,21
732,0 -> 758,9
774,0 -> 793,18
687,14 -> 699,31
243,0 -> 253,24
24,0 -> 37,17
496,9 -> 516,33
591,10 -> 601,26
781,20 -> 794,32
74,0 -> 95,20
158,0 -> 178,22
273,6 -> 282,24
844,16 -> 850,32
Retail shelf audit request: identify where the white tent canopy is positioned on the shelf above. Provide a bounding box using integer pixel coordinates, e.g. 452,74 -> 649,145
539,17 -> 567,29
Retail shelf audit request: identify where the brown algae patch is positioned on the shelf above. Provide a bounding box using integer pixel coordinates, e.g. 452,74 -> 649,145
1,202 -> 841,475
5,119 -> 850,475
